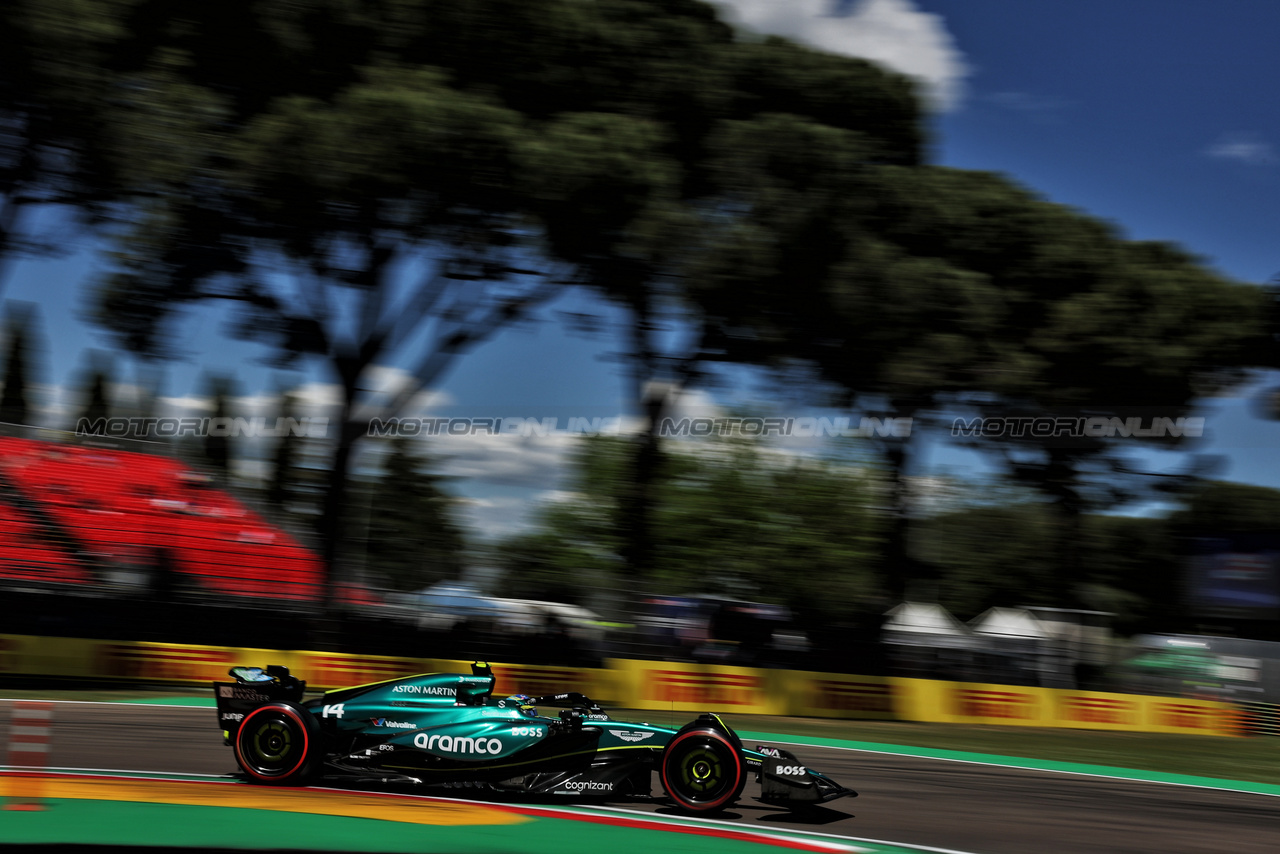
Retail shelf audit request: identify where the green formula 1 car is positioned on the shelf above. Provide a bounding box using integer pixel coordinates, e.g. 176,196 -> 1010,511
213,661 -> 855,814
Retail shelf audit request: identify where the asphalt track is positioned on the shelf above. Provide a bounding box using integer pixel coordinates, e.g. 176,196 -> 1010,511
4,700 -> 1279,853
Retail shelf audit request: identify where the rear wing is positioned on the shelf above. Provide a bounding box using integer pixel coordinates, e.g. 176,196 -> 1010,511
213,665 -> 307,737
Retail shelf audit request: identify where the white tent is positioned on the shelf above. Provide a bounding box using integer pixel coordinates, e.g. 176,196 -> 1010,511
969,607 -> 1050,640
968,606 -> 1068,688
883,602 -> 973,648
884,601 -> 969,634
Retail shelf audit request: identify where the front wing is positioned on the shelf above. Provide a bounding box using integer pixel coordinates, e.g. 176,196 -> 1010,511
752,745 -> 857,805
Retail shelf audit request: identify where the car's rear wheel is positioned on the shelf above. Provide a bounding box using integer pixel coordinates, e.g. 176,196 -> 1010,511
660,727 -> 746,813
234,702 -> 321,785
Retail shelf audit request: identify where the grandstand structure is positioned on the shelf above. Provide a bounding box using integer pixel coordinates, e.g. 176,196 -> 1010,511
0,436 -> 322,603
0,434 -> 601,661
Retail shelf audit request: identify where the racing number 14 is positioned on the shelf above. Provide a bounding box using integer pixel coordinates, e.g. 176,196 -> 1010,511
323,703 -> 345,719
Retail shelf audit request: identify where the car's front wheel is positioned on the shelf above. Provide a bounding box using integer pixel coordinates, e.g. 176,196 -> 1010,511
234,702 -> 321,785
659,726 -> 746,813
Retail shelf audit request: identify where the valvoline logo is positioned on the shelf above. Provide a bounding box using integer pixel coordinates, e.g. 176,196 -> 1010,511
370,718 -> 416,729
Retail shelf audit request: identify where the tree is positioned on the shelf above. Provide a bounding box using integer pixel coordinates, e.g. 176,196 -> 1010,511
202,375 -> 234,479
11,1 -> 1271,622
268,388 -> 303,510
915,497 -> 1176,633
71,350 -> 115,434
77,0 -> 927,609
1171,481 -> 1280,536
0,1 -> 142,291
915,500 -> 1060,617
365,438 -> 465,591
1084,512 -> 1177,635
912,479 -> 1280,637
80,372 -> 112,427
494,435 -> 884,623
82,2 -> 586,609
519,33 -> 924,584
0,304 -> 39,426
687,162 -> 1269,602
958,234 -> 1263,602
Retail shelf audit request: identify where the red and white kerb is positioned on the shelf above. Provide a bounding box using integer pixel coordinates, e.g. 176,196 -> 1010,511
4,700 -> 52,810
7,701 -> 52,766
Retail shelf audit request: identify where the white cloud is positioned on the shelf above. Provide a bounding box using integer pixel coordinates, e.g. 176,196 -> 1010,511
712,0 -> 968,110
662,386 -> 724,422
434,433 -> 580,488
351,366 -> 453,419
286,381 -> 343,412
1205,132 -> 1276,165
456,494 -> 541,540
537,489 -> 581,505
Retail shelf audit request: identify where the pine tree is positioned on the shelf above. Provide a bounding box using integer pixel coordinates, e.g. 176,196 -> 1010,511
67,350 -> 114,441
366,438 -> 465,591
269,388 -> 302,509
0,308 -> 33,426
203,375 -> 233,479
82,374 -> 110,424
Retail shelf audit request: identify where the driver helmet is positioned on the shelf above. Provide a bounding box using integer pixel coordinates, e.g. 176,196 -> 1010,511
504,694 -> 537,717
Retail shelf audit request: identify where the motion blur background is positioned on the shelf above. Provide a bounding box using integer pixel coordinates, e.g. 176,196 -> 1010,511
5,0 -> 1280,705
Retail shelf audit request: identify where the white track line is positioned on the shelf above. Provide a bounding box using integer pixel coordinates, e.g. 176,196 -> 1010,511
572,802 -> 989,854
10,699 -> 1277,799
756,736 -> 1280,800
306,783 -> 992,854
2,766 -> 232,778
0,699 -> 210,709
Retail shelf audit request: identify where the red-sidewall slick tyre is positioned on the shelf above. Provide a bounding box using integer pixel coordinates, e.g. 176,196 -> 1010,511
234,702 -> 321,785
660,727 -> 746,813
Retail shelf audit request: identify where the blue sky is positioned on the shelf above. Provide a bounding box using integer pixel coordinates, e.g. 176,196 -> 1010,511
922,0 -> 1280,285
917,0 -> 1280,496
5,0 -> 1280,537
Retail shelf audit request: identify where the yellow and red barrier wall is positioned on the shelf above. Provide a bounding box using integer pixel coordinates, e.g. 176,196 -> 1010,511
0,633 -> 1241,737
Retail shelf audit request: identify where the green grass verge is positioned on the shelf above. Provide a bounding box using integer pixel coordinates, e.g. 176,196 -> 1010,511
601,707 -> 1280,788
0,797 -> 905,854
721,713 -> 1280,787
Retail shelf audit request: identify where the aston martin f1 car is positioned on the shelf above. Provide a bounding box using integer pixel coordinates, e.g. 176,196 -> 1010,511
213,661 -> 855,814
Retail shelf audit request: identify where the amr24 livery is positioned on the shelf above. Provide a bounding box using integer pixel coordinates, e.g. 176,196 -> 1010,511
213,661 -> 855,814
